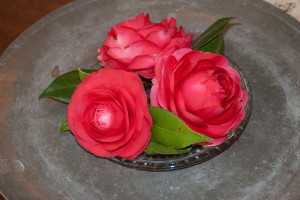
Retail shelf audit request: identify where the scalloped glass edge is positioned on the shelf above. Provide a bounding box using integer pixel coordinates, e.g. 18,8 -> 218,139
108,58 -> 253,171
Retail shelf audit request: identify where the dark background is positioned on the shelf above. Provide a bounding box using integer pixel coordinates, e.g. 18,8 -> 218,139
0,0 -> 73,55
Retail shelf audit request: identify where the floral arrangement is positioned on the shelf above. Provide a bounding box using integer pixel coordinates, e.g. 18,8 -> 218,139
39,13 -> 248,160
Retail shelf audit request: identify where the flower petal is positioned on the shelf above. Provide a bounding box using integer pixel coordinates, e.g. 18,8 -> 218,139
104,30 -> 144,48
107,40 -> 161,64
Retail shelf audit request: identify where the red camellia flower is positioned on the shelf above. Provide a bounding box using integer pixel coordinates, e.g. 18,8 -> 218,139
98,13 -> 193,79
67,68 -> 152,159
150,49 -> 248,145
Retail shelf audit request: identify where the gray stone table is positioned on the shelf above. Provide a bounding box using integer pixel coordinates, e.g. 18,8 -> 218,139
0,0 -> 300,199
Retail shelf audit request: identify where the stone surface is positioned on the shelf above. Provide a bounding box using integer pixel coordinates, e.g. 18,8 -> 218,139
0,0 -> 300,199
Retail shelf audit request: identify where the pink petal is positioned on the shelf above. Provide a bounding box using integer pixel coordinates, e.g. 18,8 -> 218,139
127,55 -> 156,70
241,90 -> 248,107
195,106 -> 225,121
208,102 -> 243,124
98,46 -> 110,62
75,135 -> 118,158
204,113 -> 241,138
223,65 -> 242,87
179,71 -> 211,111
156,57 -> 178,110
134,67 -> 155,79
174,89 -> 205,125
117,13 -> 150,29
118,111 -> 152,159
185,34 -> 193,42
174,26 -> 184,37
172,48 -> 193,61
104,30 -> 144,48
202,95 -> 224,108
102,60 -> 126,70
161,46 -> 177,57
110,26 -> 134,37
137,23 -> 166,37
150,79 -> 159,107
163,37 -> 192,51
107,40 -> 161,64
145,30 -> 172,48
143,13 -> 153,26
67,84 -> 98,145
161,17 -> 177,28
202,52 -> 229,67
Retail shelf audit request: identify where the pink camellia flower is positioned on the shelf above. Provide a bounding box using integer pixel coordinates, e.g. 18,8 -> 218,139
67,68 -> 152,159
98,13 -> 193,79
150,49 -> 248,145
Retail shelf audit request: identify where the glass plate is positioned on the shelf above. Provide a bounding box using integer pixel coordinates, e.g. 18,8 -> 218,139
109,59 -> 253,171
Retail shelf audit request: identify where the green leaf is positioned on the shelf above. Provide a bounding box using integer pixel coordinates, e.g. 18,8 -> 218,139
78,68 -> 91,82
145,141 -> 192,155
149,106 -> 212,148
39,69 -> 96,103
192,17 -> 237,50
60,120 -> 70,133
196,34 -> 224,54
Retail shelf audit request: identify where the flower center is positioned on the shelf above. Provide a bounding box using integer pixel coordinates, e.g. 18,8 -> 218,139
93,105 -> 112,130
